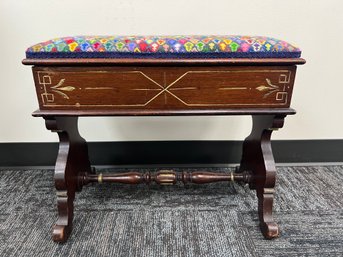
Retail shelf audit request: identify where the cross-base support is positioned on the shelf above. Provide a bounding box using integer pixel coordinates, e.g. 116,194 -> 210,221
81,170 -> 253,185
42,112 -> 290,242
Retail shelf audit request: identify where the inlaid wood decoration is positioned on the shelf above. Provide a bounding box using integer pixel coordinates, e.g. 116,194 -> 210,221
32,66 -> 296,110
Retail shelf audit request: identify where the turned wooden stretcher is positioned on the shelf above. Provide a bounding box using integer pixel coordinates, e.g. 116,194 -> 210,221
23,35 -> 305,242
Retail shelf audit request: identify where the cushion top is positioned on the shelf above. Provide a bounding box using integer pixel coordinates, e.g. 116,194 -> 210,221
25,35 -> 301,59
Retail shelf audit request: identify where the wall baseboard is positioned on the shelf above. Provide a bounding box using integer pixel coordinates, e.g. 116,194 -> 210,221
1,140 -> 342,167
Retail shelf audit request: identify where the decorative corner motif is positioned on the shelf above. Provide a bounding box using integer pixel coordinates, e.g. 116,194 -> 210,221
38,72 -> 74,104
256,78 -> 280,99
51,79 -> 75,99
255,71 -> 291,102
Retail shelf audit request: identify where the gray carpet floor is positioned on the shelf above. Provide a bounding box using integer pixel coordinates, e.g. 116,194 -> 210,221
0,166 -> 343,257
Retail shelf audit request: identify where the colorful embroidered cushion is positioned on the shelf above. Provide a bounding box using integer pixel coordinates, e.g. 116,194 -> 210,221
26,35 -> 301,59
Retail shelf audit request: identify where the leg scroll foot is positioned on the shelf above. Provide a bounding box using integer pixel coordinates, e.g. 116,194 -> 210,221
51,192 -> 75,243
260,221 -> 279,239
52,224 -> 72,243
258,188 -> 280,239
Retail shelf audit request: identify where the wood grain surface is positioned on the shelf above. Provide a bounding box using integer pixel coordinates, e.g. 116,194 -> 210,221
32,66 -> 296,110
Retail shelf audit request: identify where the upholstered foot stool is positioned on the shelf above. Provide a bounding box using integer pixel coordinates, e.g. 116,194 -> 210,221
23,35 -> 305,242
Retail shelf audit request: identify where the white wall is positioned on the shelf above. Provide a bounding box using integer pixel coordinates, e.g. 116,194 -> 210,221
0,0 -> 342,142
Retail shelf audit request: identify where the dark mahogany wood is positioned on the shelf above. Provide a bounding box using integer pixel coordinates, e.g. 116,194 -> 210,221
31,66 -> 297,110
23,56 -> 304,242
44,117 -> 93,242
238,114 -> 286,239
81,170 -> 252,185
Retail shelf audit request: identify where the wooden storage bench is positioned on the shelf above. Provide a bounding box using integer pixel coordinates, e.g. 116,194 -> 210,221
23,35 -> 305,242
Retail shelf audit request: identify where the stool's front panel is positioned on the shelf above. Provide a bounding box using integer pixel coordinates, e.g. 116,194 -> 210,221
32,66 -> 296,110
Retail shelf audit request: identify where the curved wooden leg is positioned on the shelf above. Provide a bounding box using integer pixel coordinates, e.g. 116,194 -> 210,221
45,116 -> 92,243
238,114 -> 286,239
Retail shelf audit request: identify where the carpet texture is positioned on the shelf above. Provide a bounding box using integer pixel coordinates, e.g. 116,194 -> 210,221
0,166 -> 343,257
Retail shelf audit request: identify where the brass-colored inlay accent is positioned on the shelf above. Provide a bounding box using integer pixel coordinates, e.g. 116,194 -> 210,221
56,191 -> 67,197
170,87 -> 197,91
98,173 -> 103,183
256,78 -> 280,99
156,170 -> 176,185
51,79 -> 75,99
264,188 -> 275,194
38,70 -> 291,107
230,172 -> 234,182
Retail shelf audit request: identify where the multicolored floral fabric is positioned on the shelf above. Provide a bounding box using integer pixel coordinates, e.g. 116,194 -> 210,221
26,35 -> 301,59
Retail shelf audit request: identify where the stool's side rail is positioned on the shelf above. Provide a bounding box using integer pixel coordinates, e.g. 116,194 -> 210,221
30,65 -> 297,112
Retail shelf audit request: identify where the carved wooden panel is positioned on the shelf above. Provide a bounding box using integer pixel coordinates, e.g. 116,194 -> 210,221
32,66 -> 296,110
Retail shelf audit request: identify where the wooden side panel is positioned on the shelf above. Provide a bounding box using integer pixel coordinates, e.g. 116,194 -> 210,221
32,66 -> 296,110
